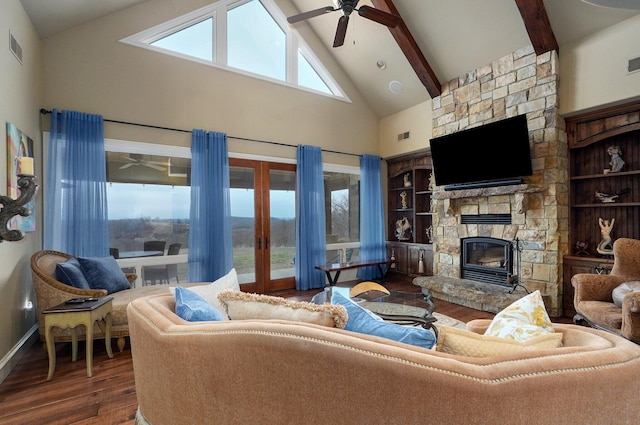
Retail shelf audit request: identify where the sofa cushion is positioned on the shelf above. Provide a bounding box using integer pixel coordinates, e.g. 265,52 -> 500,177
484,290 -> 554,342
175,287 -> 225,322
55,258 -> 91,289
217,290 -> 348,328
77,256 -> 131,294
437,325 -> 563,357
169,268 -> 239,316
332,291 -> 436,349
612,281 -> 640,307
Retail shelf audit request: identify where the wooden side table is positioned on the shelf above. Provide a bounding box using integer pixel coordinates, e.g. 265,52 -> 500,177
43,296 -> 114,381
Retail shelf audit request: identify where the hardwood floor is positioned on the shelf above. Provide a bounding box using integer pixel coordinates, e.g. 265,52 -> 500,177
0,275 -> 566,424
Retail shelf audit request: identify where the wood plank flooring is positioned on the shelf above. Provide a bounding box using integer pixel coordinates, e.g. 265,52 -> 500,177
0,276 -> 565,424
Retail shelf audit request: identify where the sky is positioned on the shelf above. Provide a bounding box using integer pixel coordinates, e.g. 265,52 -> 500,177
107,184 -> 295,220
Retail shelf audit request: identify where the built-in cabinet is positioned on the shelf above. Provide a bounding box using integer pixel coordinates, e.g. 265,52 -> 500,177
563,100 -> 640,316
386,153 -> 433,277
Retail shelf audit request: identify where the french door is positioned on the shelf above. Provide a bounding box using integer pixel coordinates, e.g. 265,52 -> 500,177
229,158 -> 296,293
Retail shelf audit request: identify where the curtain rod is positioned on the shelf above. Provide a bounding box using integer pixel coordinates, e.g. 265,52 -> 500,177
39,108 -> 361,158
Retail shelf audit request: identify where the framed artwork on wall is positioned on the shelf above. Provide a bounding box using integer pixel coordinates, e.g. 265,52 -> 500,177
6,122 -> 35,233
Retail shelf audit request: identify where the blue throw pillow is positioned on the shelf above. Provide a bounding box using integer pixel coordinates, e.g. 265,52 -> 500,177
77,256 -> 131,294
332,291 -> 435,349
175,287 -> 225,322
55,258 -> 91,289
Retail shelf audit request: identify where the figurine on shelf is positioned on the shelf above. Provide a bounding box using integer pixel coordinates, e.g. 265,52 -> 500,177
395,217 -> 412,240
574,240 -> 590,256
403,173 -> 412,187
595,188 -> 629,203
596,217 -> 615,255
606,145 -> 625,173
418,250 -> 425,274
400,191 -> 408,209
425,225 -> 434,243
428,172 -> 436,191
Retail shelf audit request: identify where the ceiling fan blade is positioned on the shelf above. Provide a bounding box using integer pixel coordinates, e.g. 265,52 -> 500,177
119,163 -> 135,170
357,5 -> 401,28
333,15 -> 349,47
145,163 -> 167,171
287,6 -> 336,24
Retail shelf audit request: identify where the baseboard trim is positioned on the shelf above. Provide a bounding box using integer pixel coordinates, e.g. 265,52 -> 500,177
0,324 -> 39,385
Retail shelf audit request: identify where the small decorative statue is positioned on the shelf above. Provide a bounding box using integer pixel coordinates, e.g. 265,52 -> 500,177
575,240 -> 590,256
596,217 -> 615,255
403,173 -> 412,187
400,191 -> 408,209
395,217 -> 412,240
428,172 -> 436,191
606,145 -> 625,173
425,225 -> 434,243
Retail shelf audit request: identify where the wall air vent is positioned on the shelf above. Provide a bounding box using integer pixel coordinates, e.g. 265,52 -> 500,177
629,56 -> 640,73
9,31 -> 23,65
397,131 -> 410,142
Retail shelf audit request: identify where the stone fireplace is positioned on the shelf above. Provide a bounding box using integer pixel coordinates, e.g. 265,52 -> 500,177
419,46 -> 569,317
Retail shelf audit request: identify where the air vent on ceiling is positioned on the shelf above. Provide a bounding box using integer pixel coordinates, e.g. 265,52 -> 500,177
397,131 -> 410,142
629,56 -> 640,73
9,31 -> 23,65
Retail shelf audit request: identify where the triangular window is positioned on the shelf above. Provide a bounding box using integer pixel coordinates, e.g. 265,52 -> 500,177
121,0 -> 346,99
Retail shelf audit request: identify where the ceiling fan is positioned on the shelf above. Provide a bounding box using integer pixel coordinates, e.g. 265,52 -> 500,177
119,154 -> 167,171
287,0 -> 401,48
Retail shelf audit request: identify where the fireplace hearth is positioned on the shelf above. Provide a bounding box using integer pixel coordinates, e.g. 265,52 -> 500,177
461,237 -> 513,287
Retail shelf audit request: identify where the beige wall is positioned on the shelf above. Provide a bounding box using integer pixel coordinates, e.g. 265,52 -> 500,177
378,100 -> 432,159
40,0 -> 379,169
0,0 -> 42,378
559,14 -> 640,116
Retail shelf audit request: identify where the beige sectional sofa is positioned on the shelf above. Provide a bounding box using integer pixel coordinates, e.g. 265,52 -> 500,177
128,293 -> 640,425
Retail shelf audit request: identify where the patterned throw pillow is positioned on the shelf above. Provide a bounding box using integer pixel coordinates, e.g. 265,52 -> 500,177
437,325 -> 563,357
483,290 -> 555,342
218,290 -> 348,328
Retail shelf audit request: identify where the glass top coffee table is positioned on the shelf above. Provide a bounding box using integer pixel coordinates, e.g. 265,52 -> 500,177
355,291 -> 438,336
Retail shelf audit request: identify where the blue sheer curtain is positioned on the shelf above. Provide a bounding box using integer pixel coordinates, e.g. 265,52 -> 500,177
188,129 -> 233,282
356,154 -> 387,280
44,109 -> 108,257
295,145 -> 326,290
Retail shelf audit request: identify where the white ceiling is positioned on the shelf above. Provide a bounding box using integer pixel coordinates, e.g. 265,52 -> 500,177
20,0 -> 640,118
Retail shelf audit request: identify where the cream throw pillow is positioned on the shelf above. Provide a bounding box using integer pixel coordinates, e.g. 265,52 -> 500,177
437,325 -> 563,357
483,290 -> 554,342
169,268 -> 240,316
217,290 -> 348,328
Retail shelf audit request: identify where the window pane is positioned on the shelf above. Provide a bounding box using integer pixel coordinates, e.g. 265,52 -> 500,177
106,152 -> 191,283
151,18 -> 213,61
298,51 -> 331,94
269,169 -> 295,280
324,171 -> 360,243
227,0 -> 285,80
230,166 -> 256,284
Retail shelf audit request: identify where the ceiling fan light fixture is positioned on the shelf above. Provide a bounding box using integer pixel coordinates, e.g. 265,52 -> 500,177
389,80 -> 404,94
376,60 -> 387,70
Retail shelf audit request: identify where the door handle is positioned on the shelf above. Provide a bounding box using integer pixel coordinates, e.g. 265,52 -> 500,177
257,237 -> 262,250
265,237 -> 270,249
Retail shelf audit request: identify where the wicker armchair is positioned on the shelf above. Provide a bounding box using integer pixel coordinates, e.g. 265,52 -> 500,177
31,250 -> 137,352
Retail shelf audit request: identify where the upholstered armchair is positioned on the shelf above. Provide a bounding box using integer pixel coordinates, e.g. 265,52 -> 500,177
572,238 -> 640,342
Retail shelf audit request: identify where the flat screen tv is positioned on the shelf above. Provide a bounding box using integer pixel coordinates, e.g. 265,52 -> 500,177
429,114 -> 533,191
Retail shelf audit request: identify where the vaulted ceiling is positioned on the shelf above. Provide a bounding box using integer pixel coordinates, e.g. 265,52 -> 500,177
20,0 -> 640,118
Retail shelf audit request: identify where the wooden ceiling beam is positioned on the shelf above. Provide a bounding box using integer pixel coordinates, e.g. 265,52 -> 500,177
371,0 -> 442,98
515,0 -> 559,55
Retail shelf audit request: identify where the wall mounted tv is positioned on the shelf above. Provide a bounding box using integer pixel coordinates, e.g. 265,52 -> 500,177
429,114 -> 533,191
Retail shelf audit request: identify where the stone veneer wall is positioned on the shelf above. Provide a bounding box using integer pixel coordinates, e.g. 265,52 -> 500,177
430,46 -> 568,316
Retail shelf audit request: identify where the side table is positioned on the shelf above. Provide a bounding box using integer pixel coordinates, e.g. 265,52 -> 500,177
43,296 -> 114,381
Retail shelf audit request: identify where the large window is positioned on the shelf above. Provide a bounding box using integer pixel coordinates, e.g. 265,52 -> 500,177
105,141 -> 191,281
121,0 -> 346,99
324,167 -> 360,264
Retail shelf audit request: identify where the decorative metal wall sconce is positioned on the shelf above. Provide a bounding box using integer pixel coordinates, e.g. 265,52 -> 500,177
0,173 -> 38,242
